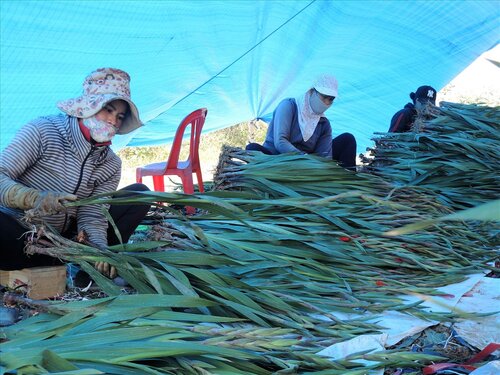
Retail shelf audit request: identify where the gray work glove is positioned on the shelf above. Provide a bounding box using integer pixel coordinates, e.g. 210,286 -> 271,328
4,184 -> 77,215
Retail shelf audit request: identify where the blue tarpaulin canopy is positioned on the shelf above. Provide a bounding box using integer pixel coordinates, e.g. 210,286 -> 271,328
1,0 -> 498,153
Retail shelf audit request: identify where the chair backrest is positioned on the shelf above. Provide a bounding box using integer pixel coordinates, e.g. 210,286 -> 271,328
166,108 -> 208,170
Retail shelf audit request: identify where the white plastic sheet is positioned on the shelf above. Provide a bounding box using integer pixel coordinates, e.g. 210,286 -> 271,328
317,273 -> 499,372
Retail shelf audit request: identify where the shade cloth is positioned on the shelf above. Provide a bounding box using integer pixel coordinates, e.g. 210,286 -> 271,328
1,0 -> 498,152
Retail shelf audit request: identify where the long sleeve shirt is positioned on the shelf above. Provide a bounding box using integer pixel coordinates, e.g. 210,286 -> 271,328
263,98 -> 333,157
0,114 -> 121,248
389,103 -> 417,133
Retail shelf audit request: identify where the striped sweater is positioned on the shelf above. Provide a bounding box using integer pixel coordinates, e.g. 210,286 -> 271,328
0,114 -> 121,248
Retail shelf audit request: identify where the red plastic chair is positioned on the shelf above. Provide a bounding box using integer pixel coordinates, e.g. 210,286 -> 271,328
136,108 -> 207,194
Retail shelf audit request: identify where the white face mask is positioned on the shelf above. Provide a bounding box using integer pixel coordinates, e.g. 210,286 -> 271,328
82,116 -> 117,143
309,90 -> 331,115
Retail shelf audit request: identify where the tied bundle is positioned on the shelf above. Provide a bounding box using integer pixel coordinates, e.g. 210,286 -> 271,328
361,102 -> 500,210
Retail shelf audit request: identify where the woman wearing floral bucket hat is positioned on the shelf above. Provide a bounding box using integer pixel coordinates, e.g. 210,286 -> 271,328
0,67 -> 150,279
246,74 -> 357,170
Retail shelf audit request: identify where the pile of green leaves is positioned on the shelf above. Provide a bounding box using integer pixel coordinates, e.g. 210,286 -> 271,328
361,102 -> 500,210
5,170 -> 494,372
1,294 -> 446,375
2,102 -> 498,374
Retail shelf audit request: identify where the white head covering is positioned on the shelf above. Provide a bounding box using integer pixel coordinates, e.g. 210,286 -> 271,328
313,74 -> 339,97
295,89 -> 321,142
295,74 -> 339,142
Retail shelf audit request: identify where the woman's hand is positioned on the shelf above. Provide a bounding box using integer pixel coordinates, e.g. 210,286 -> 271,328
95,261 -> 117,278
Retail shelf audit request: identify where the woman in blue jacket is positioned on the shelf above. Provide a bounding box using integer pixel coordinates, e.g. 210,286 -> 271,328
246,74 -> 356,169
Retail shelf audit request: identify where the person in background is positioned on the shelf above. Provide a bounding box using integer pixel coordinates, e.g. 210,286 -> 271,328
246,74 -> 357,170
389,85 -> 437,133
0,67 -> 150,278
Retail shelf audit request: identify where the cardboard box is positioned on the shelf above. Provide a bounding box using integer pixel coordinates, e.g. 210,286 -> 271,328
0,266 -> 66,299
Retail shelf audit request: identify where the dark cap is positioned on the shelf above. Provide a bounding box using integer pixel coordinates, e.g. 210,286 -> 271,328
410,85 -> 436,104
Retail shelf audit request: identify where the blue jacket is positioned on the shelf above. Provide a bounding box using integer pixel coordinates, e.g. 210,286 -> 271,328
263,98 -> 332,157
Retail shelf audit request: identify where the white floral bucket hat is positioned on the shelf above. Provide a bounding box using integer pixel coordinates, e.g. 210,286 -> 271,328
57,67 -> 142,134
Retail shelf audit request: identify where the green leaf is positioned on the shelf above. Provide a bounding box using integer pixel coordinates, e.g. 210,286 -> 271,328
386,200 -> 500,236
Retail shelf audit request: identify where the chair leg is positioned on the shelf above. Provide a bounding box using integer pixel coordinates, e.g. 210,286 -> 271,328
136,169 -> 143,184
195,169 -> 204,192
153,175 -> 165,192
181,175 -> 195,195
180,175 -> 195,215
